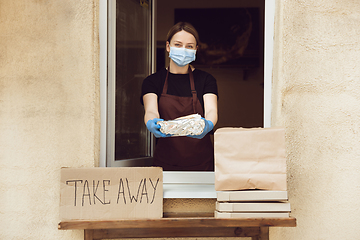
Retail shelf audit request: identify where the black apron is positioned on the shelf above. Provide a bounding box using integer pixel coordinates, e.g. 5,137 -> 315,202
153,66 -> 214,171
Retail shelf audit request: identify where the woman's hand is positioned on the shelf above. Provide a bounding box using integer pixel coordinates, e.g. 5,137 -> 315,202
187,118 -> 214,139
187,93 -> 217,139
146,118 -> 171,138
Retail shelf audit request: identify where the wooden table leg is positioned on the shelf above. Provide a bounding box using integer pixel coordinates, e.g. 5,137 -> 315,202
259,227 -> 269,240
251,227 -> 269,240
84,229 -> 94,240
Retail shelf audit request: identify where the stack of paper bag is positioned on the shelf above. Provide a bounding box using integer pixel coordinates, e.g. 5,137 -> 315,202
214,127 -> 287,191
214,127 -> 290,218
215,190 -> 291,218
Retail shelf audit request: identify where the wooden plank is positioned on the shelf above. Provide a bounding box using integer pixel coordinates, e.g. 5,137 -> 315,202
92,227 -> 261,239
58,217 -> 296,230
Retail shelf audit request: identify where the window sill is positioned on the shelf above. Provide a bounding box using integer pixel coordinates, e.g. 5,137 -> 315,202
163,171 -> 216,198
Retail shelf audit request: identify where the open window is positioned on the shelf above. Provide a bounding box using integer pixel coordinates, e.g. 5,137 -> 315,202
99,0 -> 275,198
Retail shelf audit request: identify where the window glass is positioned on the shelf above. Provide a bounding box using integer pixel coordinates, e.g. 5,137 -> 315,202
114,0 -> 151,160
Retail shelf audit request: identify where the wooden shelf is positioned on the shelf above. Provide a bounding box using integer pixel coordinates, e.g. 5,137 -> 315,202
59,217 -> 296,240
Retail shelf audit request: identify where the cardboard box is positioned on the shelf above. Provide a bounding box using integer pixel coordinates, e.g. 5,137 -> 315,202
217,190 -> 288,202
60,167 -> 163,220
215,211 -> 290,218
216,202 -> 291,212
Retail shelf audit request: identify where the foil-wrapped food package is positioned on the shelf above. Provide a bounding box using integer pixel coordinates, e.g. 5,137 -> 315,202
158,114 -> 205,136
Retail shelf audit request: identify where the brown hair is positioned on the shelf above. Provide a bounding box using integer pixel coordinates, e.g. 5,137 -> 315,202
166,22 -> 200,46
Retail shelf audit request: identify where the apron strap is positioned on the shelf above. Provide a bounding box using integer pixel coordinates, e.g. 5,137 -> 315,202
188,67 -> 197,114
162,68 -> 170,94
162,65 -> 198,113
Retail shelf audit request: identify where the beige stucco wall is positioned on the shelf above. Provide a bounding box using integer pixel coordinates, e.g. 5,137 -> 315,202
1,0 -> 360,240
271,0 -> 360,239
0,0 -> 99,239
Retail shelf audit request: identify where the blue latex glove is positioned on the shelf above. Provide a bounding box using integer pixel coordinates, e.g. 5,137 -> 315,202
188,117 -> 214,139
146,118 -> 171,138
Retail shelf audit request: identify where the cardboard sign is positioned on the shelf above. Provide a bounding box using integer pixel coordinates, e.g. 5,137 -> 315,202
60,167 -> 163,220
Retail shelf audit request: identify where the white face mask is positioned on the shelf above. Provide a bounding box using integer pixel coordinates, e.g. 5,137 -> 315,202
169,46 -> 196,67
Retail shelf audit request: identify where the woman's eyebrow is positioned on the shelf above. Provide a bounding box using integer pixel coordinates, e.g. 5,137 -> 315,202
173,40 -> 195,45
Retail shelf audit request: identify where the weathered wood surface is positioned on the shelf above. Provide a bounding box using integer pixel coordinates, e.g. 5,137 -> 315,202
59,217 -> 296,230
89,227 -> 262,239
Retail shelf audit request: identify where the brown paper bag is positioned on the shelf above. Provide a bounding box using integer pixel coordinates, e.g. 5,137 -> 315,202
214,127 -> 287,191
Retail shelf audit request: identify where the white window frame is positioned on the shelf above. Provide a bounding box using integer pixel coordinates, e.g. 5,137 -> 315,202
99,0 -> 275,198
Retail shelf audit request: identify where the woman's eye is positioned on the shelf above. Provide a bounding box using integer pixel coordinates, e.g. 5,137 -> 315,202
186,45 -> 194,49
175,43 -> 181,47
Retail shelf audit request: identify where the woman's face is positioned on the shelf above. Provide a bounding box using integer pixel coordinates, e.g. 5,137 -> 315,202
166,30 -> 197,52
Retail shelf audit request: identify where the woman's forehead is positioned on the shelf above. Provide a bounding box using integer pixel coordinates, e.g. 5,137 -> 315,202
171,30 -> 196,44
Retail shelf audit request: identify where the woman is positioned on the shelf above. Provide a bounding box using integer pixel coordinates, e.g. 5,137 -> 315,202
141,22 -> 218,171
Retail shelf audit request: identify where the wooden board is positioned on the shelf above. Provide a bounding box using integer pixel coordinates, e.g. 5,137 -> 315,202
59,217 -> 296,230
89,227 -> 262,238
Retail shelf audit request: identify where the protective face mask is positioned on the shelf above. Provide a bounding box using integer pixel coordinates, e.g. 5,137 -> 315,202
169,46 -> 196,67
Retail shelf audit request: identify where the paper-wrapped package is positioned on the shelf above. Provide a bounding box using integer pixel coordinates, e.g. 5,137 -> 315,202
158,114 -> 205,136
214,127 -> 287,191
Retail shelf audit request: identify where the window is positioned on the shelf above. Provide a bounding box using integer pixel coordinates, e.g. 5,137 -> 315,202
99,0 -> 275,198
106,0 -> 154,167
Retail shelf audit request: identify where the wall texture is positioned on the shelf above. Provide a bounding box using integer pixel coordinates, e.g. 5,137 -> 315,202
271,0 -> 360,239
0,0 -> 99,239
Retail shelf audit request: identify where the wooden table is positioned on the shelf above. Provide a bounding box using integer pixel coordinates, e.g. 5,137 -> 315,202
58,217 -> 296,240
